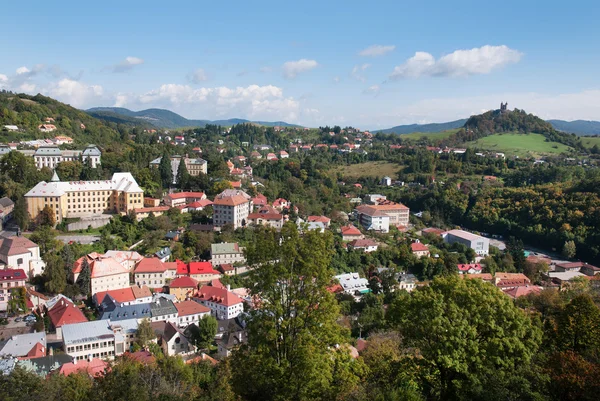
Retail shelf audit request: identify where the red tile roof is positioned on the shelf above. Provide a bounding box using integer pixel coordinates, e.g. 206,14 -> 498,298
125,350 -> 156,364
21,342 -> 46,360
248,212 -> 283,221
94,287 -> 136,304
194,285 -> 243,307
175,300 -> 210,316
457,263 -> 482,272
186,199 -> 213,208
213,193 -> 248,206
341,225 -> 361,236
411,242 -> 429,252
47,298 -> 88,328
503,286 -> 542,299
308,216 -> 331,224
58,358 -> 108,376
349,239 -> 378,248
169,276 -> 199,288
167,192 -> 205,200
133,206 -> 171,214
135,258 -> 167,273
0,236 -> 39,256
209,279 -> 225,288
176,260 -> 188,275
189,262 -> 220,275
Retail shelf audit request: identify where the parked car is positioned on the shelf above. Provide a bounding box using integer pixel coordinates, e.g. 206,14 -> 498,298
24,315 -> 36,322
15,317 -> 22,322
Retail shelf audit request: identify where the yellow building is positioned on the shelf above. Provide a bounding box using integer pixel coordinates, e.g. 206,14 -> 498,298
25,171 -> 144,223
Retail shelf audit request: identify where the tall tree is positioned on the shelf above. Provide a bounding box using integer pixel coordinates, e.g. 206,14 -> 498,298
506,236 -> 526,271
76,258 -> 91,297
562,240 -> 577,259
158,152 -> 173,188
194,315 -> 218,349
231,224 -> 364,401
39,205 -> 56,227
388,275 -> 542,400
135,318 -> 156,348
556,294 -> 600,354
8,287 -> 27,314
43,253 -> 67,293
13,196 -> 29,230
176,158 -> 190,188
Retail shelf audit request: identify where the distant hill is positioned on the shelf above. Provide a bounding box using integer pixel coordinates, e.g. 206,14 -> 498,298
547,119 -> 600,136
86,107 -> 302,129
374,119 -> 467,135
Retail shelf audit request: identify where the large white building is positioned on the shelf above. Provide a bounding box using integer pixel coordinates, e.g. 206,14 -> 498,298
32,145 -> 101,169
212,189 -> 252,229
25,172 -> 144,223
62,319 -> 139,361
72,253 -> 131,297
443,229 -> 490,256
193,285 -> 244,320
354,205 -> 390,233
334,273 -> 369,295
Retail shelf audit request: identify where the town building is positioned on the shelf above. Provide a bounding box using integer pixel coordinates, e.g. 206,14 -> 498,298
0,236 -> 46,277
0,197 -> 14,228
103,250 -> 144,272
61,319 -> 139,361
32,145 -> 101,169
25,172 -> 144,223
151,321 -> 195,357
193,285 -> 244,320
354,205 -> 390,233
442,229 -> 489,256
307,216 -> 331,228
175,300 -> 211,328
164,191 -> 207,207
212,189 -> 252,229
457,264 -> 483,274
0,268 -> 27,311
410,242 -> 430,258
247,208 -> 284,230
72,253 -> 130,297
169,276 -> 199,301
397,273 -> 417,292
334,273 -> 369,296
149,155 -> 207,184
348,239 -> 379,252
0,331 -> 47,358
341,225 -> 364,241
46,296 -> 88,338
134,258 -> 177,288
93,285 -> 152,307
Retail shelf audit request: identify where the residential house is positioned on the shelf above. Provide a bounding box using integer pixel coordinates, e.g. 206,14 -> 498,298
155,247 -> 171,262
397,273 -> 417,292
98,297 -> 152,322
164,192 -> 207,207
334,273 -> 369,296
46,296 -> 88,338
381,176 -> 392,186
38,124 -> 56,132
251,193 -> 268,210
212,189 -> 252,229
218,329 -> 246,358
169,276 -> 198,301
0,236 -> 46,277
151,321 -> 195,357
307,216 -> 331,228
57,358 -> 108,377
72,253 -> 130,297
103,250 -> 144,272
0,268 -> 27,311
217,264 -> 235,276
187,262 -> 221,283
210,243 -> 246,266
134,258 -> 173,288
341,225 -> 364,241
410,242 -> 430,258
248,207 -> 284,230
272,198 -> 289,210
193,285 -> 244,320
150,296 -> 179,325
149,156 -> 207,184
493,273 -> 531,290
16,354 -> 74,376
0,331 -> 47,358
348,239 -> 378,252
279,150 -> 289,159
93,285 -> 152,307
62,319 -> 139,361
175,300 -> 211,328
442,230 -> 489,256
457,264 -> 483,274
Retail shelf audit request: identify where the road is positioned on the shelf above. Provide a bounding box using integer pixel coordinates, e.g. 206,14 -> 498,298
56,235 -> 100,245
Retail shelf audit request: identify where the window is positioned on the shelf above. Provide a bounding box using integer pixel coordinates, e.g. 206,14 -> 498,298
16,258 -> 23,265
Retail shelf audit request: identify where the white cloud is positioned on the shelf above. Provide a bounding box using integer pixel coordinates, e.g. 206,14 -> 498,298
0,74 -> 7,83
282,59 -> 318,79
363,85 -> 380,95
19,83 -> 36,92
389,45 -> 522,79
187,68 -> 208,84
122,83 -> 301,122
110,56 -> 145,73
351,63 -> 371,82
358,45 -> 395,57
260,66 -> 272,73
47,78 -> 104,107
16,66 -> 31,75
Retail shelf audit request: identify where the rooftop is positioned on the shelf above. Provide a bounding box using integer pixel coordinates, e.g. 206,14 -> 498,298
175,300 -> 210,316
62,319 -> 138,346
169,276 -> 199,288
24,172 -> 143,197
135,258 -> 167,273
211,242 -> 241,255
0,236 -> 39,256
443,229 -> 485,242
0,332 -> 47,358
194,285 -> 244,307
47,298 -> 88,327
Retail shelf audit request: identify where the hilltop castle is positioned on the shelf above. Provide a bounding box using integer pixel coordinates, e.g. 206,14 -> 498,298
500,102 -> 508,113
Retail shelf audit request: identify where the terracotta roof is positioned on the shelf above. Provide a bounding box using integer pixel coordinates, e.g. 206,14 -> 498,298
422,227 -> 445,236
218,264 -> 234,272
209,279 -> 225,288
355,205 -> 387,217
104,250 -> 143,265
308,216 -> 331,224
0,236 -> 39,256
125,350 -> 156,364
457,263 -> 482,272
169,276 -> 198,288
21,342 -> 46,359
58,358 -> 108,376
248,212 -> 283,220
135,258 -> 167,273
47,298 -> 88,327
494,273 -> 530,282
194,285 -> 243,307
503,286 -> 542,299
187,199 -> 213,208
341,225 -> 361,236
176,260 -> 188,275
411,242 -> 429,252
213,193 -> 249,206
133,206 -> 171,214
349,239 -> 378,248
175,300 -> 210,316
131,285 -> 152,299
164,262 -> 177,271
327,283 -> 344,293
185,352 -> 218,365
85,256 -> 129,278
167,191 -> 205,200
189,262 -> 220,275
94,287 -> 135,304
461,273 -> 494,281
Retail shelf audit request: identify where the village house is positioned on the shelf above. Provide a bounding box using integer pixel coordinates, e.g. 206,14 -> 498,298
410,242 -> 430,258
212,189 -> 252,229
93,285 -> 152,307
152,321 -> 195,357
0,331 -> 47,359
334,273 -> 369,297
348,239 -> 379,252
46,296 -> 88,338
187,262 -> 222,283
307,216 -> 331,228
134,258 -> 177,288
164,191 -> 207,207
169,276 -> 199,301
457,264 -> 483,274
341,225 -> 364,241
248,206 -> 284,230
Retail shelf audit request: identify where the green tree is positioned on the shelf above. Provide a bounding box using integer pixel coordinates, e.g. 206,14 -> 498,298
39,205 -> 56,227
176,158 -> 190,188
231,224 -> 363,401
29,226 -> 58,256
135,318 -> 156,347
194,315 -> 218,349
506,236 -> 526,271
556,294 -> 600,354
389,275 -> 542,400
13,196 -> 29,230
44,253 -> 67,293
211,180 -> 233,195
158,152 -> 173,188
8,287 -> 27,314
562,240 -> 577,259
76,257 -> 91,297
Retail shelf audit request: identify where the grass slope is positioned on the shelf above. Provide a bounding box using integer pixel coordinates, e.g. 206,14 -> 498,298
400,129 -> 460,141
465,133 -> 572,156
336,161 -> 400,179
581,136 -> 600,148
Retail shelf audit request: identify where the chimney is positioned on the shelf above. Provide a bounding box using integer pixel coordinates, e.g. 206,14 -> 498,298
88,354 -> 93,362
227,284 -> 231,291
73,357 -> 77,365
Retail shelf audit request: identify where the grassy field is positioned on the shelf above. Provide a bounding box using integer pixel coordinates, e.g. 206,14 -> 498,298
465,133 -> 573,157
581,136 -> 600,148
336,161 -> 401,178
400,129 -> 459,141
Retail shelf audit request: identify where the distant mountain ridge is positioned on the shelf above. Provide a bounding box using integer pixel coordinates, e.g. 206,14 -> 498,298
376,117 -> 600,136
86,107 -> 302,129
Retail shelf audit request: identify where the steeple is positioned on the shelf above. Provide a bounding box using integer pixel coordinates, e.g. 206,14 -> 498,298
50,170 -> 60,182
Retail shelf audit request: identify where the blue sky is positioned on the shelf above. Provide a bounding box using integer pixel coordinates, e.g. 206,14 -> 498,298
1,0 -> 599,128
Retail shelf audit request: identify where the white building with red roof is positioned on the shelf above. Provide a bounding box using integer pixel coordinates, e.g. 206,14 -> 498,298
134,258 -> 172,288
0,235 -> 46,277
212,189 -> 252,229
348,239 -> 379,252
46,296 -> 88,338
410,242 -> 430,258
0,268 -> 27,311
72,253 -> 130,296
188,262 -> 221,283
164,191 -> 207,207
457,263 -> 483,274
307,215 -> 331,228
193,285 -> 244,320
341,225 -> 364,241
175,300 -> 210,328
272,198 -> 289,210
